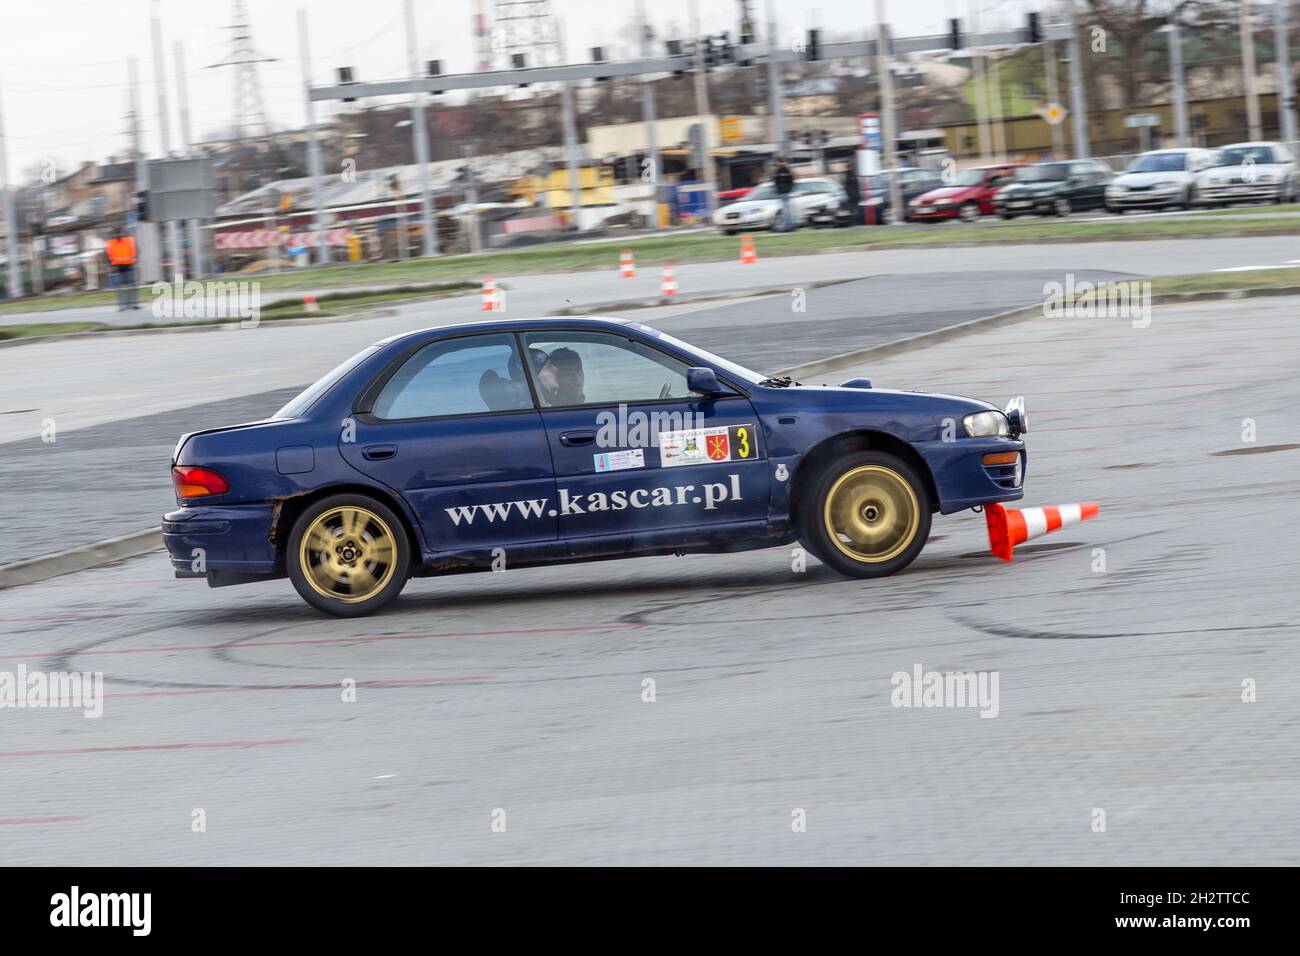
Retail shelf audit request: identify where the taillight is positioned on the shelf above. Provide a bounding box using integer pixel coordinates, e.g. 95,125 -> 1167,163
172,466 -> 229,499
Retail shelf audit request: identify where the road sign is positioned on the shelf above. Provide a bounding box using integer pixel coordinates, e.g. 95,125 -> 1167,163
1038,102 -> 1068,126
718,116 -> 743,144
857,112 -> 882,149
1124,113 -> 1161,128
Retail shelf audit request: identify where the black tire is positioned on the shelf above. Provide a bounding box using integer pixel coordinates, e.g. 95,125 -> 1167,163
999,212 -> 1017,220
287,493 -> 411,617
959,202 -> 981,223
1053,197 -> 1072,216
798,451 -> 932,579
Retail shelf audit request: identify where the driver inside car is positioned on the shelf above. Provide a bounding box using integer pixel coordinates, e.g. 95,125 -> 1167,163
535,347 -> 585,406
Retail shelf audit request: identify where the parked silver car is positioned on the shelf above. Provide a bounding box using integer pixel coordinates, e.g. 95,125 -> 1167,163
712,178 -> 847,233
1105,148 -> 1219,212
1196,142 -> 1298,205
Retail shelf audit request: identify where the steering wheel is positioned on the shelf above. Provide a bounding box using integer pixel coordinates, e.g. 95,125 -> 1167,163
658,382 -> 672,400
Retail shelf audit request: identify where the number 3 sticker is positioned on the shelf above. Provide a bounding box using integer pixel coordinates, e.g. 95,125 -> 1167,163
728,424 -> 755,459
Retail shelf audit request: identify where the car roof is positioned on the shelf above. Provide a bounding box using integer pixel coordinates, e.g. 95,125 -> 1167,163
1218,141 -> 1279,148
374,314 -> 641,348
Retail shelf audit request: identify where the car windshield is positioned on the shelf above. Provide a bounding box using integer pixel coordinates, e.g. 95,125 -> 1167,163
952,169 -> 987,186
274,345 -> 380,419
1217,145 -> 1275,166
1127,152 -> 1187,173
641,328 -> 766,385
745,183 -> 777,200
1019,163 -> 1070,182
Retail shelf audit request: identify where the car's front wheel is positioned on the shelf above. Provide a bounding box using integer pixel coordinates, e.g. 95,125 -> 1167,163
800,451 -> 931,578
1053,197 -> 1072,216
287,494 -> 411,617
959,201 -> 981,223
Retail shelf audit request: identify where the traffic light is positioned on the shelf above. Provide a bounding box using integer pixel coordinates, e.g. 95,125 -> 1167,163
703,37 -> 717,70
426,59 -> 443,95
948,18 -> 962,50
510,53 -> 528,88
338,66 -> 356,103
591,47 -> 608,81
666,40 -> 688,76
805,28 -> 821,61
1026,12 -> 1042,44
133,190 -> 150,221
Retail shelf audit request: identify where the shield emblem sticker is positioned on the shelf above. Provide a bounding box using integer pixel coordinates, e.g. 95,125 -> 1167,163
707,433 -> 730,461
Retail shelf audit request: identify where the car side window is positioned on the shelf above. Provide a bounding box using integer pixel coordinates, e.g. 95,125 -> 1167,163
520,331 -> 694,407
371,333 -> 533,420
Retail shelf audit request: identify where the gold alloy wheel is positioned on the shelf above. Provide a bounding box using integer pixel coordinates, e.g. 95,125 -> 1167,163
298,506 -> 398,604
822,465 -> 920,563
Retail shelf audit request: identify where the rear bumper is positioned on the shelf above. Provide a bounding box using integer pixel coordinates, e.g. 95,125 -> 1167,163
162,504 -> 278,574
915,438 -> 1027,514
1197,183 -> 1283,203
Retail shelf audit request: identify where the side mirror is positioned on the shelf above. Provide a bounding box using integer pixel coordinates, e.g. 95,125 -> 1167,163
687,367 -> 729,396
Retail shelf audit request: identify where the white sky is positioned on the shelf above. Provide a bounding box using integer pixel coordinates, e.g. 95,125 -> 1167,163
0,0 -> 1036,180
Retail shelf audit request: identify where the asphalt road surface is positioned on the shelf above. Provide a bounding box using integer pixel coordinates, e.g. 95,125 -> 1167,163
1,293 -> 1295,865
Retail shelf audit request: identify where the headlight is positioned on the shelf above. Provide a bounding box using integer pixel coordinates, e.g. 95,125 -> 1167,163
1004,396 -> 1028,437
963,410 -> 1010,438
1154,180 -> 1180,190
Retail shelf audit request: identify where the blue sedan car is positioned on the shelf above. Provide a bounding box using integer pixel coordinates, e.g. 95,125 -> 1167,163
164,317 -> 1027,616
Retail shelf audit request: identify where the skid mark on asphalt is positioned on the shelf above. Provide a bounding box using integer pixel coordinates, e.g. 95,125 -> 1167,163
952,615 -> 1296,642
0,738 -> 310,759
0,816 -> 86,825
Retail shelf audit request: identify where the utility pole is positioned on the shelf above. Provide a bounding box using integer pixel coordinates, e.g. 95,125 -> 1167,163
874,0 -> 904,224
0,77 -> 22,299
297,9 -> 330,265
1166,21 -> 1189,146
968,0 -> 991,162
560,81 -> 584,229
403,0 -> 438,256
765,0 -> 786,155
151,1 -> 182,276
462,145 -> 482,253
688,0 -> 717,215
1043,41 -> 1065,156
1276,0 -> 1298,144
1066,2 -> 1090,158
636,0 -> 659,194
1240,0 -> 1262,140
174,41 -> 205,278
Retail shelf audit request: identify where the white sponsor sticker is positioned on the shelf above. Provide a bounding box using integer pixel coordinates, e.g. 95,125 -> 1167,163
659,424 -> 754,468
593,449 -> 645,473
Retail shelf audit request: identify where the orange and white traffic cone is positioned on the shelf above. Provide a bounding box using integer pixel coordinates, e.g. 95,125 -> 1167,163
619,248 -> 637,278
660,263 -> 678,296
302,294 -> 320,313
985,501 -> 1099,562
481,276 -> 500,311
739,234 -> 758,264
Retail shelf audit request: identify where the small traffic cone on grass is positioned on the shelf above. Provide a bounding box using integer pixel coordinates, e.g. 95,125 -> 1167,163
619,249 -> 637,277
985,501 -> 1099,562
302,294 -> 320,313
739,234 -> 758,264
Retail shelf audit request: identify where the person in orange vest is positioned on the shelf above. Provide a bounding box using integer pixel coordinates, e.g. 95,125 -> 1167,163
104,230 -> 139,311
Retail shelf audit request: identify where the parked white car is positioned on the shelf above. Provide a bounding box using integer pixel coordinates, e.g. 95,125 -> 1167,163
1105,148 -> 1219,212
712,178 -> 847,233
1196,142 -> 1297,205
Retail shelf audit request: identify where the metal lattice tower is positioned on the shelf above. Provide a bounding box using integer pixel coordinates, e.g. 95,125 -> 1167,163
209,0 -> 276,140
491,0 -> 564,71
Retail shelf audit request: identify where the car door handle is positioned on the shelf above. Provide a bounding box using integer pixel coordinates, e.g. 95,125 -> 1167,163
559,430 -> 597,447
361,444 -> 398,461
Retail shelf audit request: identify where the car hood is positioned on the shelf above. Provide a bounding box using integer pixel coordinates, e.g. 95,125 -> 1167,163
1000,180 -> 1064,194
914,186 -> 975,202
719,198 -> 778,214
1198,163 -> 1287,181
1112,170 -> 1193,186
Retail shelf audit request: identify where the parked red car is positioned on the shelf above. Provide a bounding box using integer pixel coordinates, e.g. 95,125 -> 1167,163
906,164 -> 1026,222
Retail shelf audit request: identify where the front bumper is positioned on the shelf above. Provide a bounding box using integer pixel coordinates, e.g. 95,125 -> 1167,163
1197,182 -> 1283,203
1105,189 -> 1184,208
908,204 -> 961,220
162,503 -> 278,575
996,195 -> 1055,214
915,437 -> 1027,514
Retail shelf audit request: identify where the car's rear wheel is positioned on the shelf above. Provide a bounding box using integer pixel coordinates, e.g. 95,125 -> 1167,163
1053,197 -> 1072,216
287,494 -> 411,617
800,452 -> 931,578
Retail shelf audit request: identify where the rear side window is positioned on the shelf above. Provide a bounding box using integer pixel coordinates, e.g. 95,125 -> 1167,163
275,345 -> 380,419
372,333 -> 532,419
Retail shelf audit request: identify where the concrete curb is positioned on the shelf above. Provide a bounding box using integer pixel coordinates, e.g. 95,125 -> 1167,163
772,285 -> 1300,380
0,529 -> 163,590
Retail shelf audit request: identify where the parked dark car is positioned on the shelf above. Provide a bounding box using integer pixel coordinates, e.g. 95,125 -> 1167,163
859,168 -> 946,224
993,160 -> 1114,218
